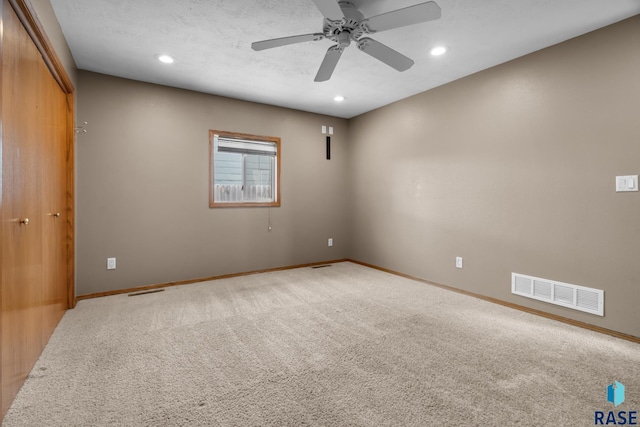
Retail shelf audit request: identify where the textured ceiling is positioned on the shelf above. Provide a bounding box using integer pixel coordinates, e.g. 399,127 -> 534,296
50,0 -> 640,118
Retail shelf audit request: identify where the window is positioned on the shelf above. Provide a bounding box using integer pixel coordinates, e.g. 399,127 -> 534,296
209,130 -> 280,207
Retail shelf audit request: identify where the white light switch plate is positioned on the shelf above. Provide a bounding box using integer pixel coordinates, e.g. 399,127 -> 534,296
616,175 -> 638,192
456,257 -> 463,269
107,257 -> 116,270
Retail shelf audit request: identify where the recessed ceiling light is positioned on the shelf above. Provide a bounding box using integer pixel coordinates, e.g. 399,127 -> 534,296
334,95 -> 345,102
430,46 -> 447,56
155,54 -> 175,64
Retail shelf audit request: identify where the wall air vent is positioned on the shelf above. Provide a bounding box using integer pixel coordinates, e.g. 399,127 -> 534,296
511,273 -> 604,316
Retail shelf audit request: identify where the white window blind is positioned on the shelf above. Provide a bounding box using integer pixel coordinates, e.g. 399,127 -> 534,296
216,136 -> 277,156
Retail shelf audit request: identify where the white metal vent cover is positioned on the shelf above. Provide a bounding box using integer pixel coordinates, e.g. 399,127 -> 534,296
511,273 -> 604,316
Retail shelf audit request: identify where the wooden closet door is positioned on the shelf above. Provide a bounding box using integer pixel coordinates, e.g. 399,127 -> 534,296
40,56 -> 68,343
0,0 -> 67,415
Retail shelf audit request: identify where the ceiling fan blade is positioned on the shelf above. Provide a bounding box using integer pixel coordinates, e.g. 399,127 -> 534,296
363,1 -> 441,33
310,0 -> 345,21
357,38 -> 414,72
314,45 -> 343,82
252,33 -> 325,51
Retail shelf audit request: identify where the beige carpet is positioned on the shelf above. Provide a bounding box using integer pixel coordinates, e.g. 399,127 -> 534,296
3,262 -> 639,426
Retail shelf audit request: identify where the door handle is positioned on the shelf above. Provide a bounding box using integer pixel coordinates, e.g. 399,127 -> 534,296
49,212 -> 61,218
19,218 -> 30,225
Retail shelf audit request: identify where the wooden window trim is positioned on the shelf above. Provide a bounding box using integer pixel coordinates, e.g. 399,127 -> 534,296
209,130 -> 281,208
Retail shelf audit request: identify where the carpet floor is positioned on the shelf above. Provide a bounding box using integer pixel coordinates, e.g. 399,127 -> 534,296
3,262 -> 639,426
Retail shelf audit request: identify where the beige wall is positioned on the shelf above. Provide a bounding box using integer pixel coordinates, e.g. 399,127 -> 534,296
77,71 -> 349,295
348,16 -> 640,337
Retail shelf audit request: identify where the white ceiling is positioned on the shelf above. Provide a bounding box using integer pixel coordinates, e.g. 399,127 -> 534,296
50,0 -> 640,119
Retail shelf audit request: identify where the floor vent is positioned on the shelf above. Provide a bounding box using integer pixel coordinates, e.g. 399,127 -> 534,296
128,289 -> 165,297
511,273 -> 603,316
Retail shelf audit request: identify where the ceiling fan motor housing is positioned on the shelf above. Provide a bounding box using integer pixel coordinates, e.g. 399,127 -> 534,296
324,1 -> 365,47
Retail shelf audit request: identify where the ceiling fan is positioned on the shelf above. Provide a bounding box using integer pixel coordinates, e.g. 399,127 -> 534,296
251,0 -> 441,82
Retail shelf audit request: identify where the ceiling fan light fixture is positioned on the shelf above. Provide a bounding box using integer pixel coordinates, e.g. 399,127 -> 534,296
156,54 -> 175,64
334,95 -> 345,102
430,46 -> 447,56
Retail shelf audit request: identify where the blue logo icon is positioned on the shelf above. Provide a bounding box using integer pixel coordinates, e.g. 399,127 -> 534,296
608,381 -> 625,407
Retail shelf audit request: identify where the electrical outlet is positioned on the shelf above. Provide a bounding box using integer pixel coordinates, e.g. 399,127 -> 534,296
107,257 -> 116,270
456,257 -> 463,269
328,238 -> 333,247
